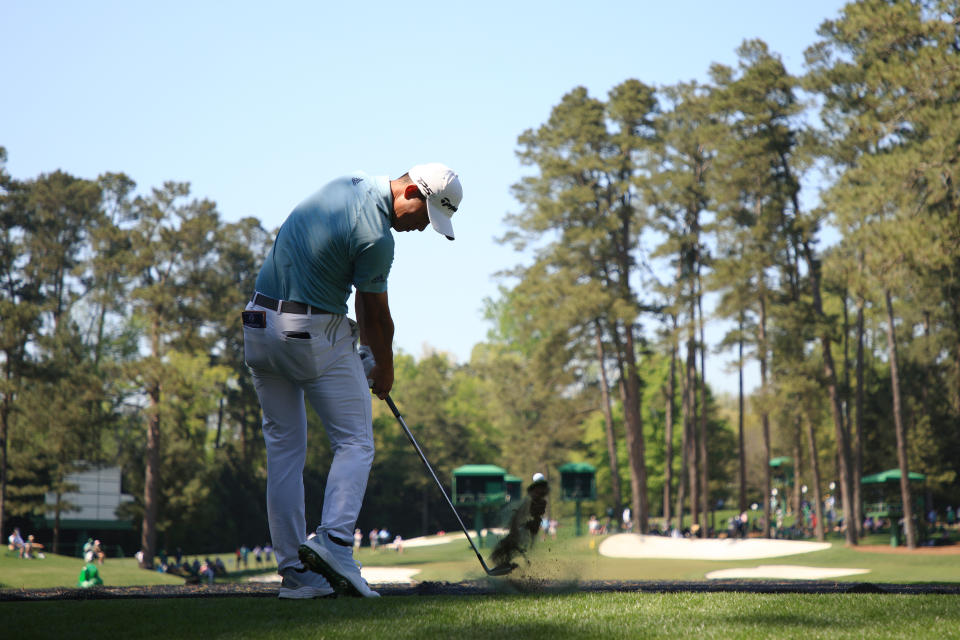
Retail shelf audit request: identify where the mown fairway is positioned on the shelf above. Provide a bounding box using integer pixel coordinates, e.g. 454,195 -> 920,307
3,592 -> 959,640
4,529 -> 959,639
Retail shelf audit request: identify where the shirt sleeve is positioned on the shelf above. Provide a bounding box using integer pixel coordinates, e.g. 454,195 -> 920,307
352,234 -> 394,293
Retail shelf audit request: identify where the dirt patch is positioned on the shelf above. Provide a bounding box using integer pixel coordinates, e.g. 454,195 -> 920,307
488,478 -> 549,572
855,544 -> 960,555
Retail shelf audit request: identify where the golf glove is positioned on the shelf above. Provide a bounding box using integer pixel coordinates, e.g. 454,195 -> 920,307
358,344 -> 376,384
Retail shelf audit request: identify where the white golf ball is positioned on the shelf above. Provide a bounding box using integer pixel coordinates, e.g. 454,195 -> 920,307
532,473 -> 545,483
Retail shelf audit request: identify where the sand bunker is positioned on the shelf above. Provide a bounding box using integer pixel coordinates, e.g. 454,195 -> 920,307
388,529 -> 508,549
398,533 -> 462,548
599,534 -> 832,560
706,565 -> 870,580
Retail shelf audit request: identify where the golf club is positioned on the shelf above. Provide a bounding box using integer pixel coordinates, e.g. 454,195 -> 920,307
384,394 -> 517,577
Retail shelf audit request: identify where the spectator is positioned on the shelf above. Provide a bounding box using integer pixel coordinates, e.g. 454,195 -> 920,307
83,538 -> 95,563
378,529 -> 390,547
393,535 -> 404,553
263,544 -> 274,565
588,515 -> 599,535
25,535 -> 45,559
8,528 -> 25,558
77,562 -> 103,588
369,529 -> 379,551
235,547 -> 242,569
254,545 -> 263,567
214,557 -> 227,575
354,529 -> 362,551
199,560 -> 215,584
93,539 -> 105,564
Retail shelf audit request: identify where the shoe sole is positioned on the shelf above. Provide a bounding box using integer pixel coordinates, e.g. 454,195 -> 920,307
298,543 -> 368,598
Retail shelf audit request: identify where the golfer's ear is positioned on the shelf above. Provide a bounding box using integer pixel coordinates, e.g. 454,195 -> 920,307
404,184 -> 423,200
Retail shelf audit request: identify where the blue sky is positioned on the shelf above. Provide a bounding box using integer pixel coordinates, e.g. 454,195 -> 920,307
2,1 -> 850,394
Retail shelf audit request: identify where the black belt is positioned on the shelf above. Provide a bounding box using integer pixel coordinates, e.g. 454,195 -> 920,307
252,293 -> 331,315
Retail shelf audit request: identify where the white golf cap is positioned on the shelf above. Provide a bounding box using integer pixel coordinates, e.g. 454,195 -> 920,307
408,162 -> 462,241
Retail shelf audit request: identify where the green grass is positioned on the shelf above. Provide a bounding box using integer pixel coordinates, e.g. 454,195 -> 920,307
4,532 -> 959,639
3,592 -> 959,640
4,529 -> 960,589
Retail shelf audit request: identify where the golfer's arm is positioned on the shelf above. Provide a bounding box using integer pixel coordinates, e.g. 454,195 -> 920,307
356,291 -> 394,370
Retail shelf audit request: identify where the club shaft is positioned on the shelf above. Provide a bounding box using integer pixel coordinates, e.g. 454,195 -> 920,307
385,395 -> 493,574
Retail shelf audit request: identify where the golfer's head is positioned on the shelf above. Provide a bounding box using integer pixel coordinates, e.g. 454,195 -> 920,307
408,163 -> 462,241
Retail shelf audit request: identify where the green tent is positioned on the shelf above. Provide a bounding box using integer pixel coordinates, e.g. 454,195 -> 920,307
558,462 -> 596,501
453,464 -> 507,476
862,469 -> 926,484
452,465 -> 507,507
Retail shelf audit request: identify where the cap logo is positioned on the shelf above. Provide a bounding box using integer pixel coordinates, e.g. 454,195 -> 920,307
440,197 -> 458,213
416,177 -> 434,196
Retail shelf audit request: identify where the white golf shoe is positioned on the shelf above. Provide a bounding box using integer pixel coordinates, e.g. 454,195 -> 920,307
277,565 -> 335,599
299,534 -> 379,598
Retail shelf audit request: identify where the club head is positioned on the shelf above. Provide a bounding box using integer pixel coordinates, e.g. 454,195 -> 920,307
486,562 -> 518,577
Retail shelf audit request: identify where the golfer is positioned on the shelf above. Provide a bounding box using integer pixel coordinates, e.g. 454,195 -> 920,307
242,163 -> 463,598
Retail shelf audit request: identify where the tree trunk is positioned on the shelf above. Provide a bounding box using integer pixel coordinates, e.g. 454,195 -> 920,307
215,395 -> 224,449
885,289 -> 917,548
697,278 -> 709,536
954,297 -> 960,414
686,331 -> 700,534
53,493 -> 62,556
854,288 -> 866,539
738,313 -> 746,514
624,325 -> 648,534
421,486 -> 429,535
594,322 -> 622,518
759,294 -> 772,538
676,359 -> 689,533
141,382 -> 161,568
663,314 -> 678,526
141,315 -> 162,569
612,320 -> 648,533
0,394 -> 8,542
802,240 -> 857,546
803,412 -> 825,541
792,428 -> 802,519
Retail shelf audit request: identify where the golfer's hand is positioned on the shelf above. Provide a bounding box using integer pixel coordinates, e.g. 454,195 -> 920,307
368,364 -> 393,400
358,345 -> 376,381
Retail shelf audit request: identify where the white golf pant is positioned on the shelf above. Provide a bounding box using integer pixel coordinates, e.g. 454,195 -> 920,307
243,300 -> 374,572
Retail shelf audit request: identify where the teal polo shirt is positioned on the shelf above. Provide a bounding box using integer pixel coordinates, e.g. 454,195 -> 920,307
255,172 -> 394,314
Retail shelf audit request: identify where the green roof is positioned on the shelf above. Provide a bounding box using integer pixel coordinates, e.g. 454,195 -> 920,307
559,462 -> 596,473
769,457 -> 793,467
862,469 -> 926,484
504,474 -> 522,483
452,464 -> 506,477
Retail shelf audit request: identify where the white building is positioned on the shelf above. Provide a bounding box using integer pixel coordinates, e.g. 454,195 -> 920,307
45,466 -> 135,526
